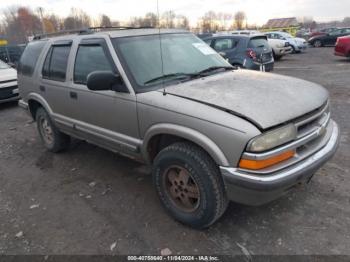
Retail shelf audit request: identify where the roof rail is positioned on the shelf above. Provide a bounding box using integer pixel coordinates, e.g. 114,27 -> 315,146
33,28 -> 92,40
32,26 -> 155,40
88,26 -> 155,31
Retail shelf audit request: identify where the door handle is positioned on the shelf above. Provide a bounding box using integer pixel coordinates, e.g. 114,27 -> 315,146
70,91 -> 78,99
39,85 -> 46,92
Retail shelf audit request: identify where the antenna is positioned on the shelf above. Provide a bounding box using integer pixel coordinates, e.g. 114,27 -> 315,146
156,0 -> 166,96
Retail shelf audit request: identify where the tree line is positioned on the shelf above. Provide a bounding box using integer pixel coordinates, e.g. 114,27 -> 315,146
0,6 -> 249,44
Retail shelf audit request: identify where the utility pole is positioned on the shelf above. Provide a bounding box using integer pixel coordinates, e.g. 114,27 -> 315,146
38,7 -> 46,34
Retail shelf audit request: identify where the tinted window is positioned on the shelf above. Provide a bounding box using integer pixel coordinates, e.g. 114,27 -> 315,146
340,28 -> 350,34
18,41 -> 47,76
42,47 -> 52,79
74,45 -> 113,84
248,37 -> 269,48
204,39 -> 212,46
48,45 -> 71,81
213,38 -> 236,51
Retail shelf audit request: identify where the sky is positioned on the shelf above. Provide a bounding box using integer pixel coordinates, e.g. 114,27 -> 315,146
0,0 -> 349,26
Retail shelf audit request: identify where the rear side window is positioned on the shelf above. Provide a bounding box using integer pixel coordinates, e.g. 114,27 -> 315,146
18,41 -> 47,76
74,45 -> 113,85
42,45 -> 71,82
213,38 -> 237,51
248,37 -> 269,48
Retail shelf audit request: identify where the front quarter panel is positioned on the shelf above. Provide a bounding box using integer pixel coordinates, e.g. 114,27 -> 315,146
137,90 -> 261,167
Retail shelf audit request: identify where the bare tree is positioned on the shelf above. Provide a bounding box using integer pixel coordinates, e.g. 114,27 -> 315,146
143,12 -> 158,27
63,8 -> 90,30
176,15 -> 189,29
162,10 -> 176,28
201,11 -> 217,32
100,14 -> 112,27
234,11 -> 246,30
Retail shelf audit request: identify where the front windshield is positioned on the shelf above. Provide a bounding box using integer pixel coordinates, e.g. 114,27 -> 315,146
113,33 -> 231,91
0,60 -> 10,69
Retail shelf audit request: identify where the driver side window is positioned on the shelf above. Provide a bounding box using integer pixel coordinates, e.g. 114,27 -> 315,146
74,44 -> 114,85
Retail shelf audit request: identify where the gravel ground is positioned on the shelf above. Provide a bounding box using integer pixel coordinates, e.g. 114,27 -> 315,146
0,47 -> 349,256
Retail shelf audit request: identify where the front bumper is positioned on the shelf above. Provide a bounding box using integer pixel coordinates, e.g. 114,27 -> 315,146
246,60 -> 274,72
0,87 -> 20,104
220,121 -> 339,206
274,47 -> 293,56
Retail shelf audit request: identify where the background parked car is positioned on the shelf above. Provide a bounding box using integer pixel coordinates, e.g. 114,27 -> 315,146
0,59 -> 19,103
265,32 -> 308,53
267,38 -> 292,60
309,27 -> 339,38
0,44 -> 25,68
204,34 -> 274,71
308,28 -> 350,47
335,36 -> 350,58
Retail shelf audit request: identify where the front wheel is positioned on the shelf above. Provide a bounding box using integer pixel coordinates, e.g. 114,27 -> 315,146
36,107 -> 70,152
274,55 -> 282,61
153,142 -> 228,229
314,40 -> 323,48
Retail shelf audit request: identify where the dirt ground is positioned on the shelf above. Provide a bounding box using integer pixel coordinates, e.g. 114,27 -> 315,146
0,47 -> 349,256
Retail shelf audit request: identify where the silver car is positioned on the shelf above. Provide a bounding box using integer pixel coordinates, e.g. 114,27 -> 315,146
18,28 -> 339,228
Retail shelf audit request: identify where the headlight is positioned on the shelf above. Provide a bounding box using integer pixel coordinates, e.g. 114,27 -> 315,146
247,124 -> 297,152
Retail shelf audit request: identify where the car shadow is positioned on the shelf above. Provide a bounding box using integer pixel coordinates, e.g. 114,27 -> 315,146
0,101 -> 18,110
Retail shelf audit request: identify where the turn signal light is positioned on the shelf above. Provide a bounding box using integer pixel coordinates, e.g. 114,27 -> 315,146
239,150 -> 295,170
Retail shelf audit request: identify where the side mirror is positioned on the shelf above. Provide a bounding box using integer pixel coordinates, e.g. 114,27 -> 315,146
87,71 -> 128,93
219,51 -> 227,57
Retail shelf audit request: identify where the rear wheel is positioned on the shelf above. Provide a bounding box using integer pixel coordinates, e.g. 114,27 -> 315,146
153,142 -> 228,229
274,55 -> 282,61
314,40 -> 323,48
36,107 -> 70,152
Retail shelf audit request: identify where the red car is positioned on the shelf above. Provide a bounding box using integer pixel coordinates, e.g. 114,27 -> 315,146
335,36 -> 350,58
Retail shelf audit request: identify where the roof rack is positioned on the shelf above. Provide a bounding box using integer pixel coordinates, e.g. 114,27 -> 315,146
33,26 -> 155,40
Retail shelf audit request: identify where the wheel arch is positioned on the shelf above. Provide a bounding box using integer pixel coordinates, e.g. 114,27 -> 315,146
142,123 -> 229,167
27,93 -> 53,120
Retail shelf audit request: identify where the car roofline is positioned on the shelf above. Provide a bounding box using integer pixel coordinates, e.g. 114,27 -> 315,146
32,27 -> 190,41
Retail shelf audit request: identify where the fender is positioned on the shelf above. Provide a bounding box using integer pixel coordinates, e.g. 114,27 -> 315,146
27,92 -> 53,116
142,123 -> 229,166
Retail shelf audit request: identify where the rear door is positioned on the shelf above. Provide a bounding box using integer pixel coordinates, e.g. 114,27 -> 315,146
40,40 -> 73,118
211,38 -> 239,64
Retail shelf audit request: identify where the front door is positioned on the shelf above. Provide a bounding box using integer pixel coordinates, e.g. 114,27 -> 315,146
66,38 -> 140,155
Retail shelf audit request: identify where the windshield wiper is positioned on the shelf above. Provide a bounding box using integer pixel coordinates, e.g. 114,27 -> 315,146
195,66 -> 234,76
144,73 -> 196,85
144,66 -> 233,86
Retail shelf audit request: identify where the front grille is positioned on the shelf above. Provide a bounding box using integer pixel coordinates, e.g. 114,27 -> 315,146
295,102 -> 330,139
0,85 -> 18,100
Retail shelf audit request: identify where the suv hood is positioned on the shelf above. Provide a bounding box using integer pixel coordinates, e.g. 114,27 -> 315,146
163,70 -> 328,130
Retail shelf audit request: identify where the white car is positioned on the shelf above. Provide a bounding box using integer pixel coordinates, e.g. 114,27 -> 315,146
265,32 -> 308,53
0,60 -> 19,104
267,38 -> 293,60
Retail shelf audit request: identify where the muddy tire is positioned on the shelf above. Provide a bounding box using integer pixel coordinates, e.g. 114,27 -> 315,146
153,142 -> 228,229
36,107 -> 70,153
